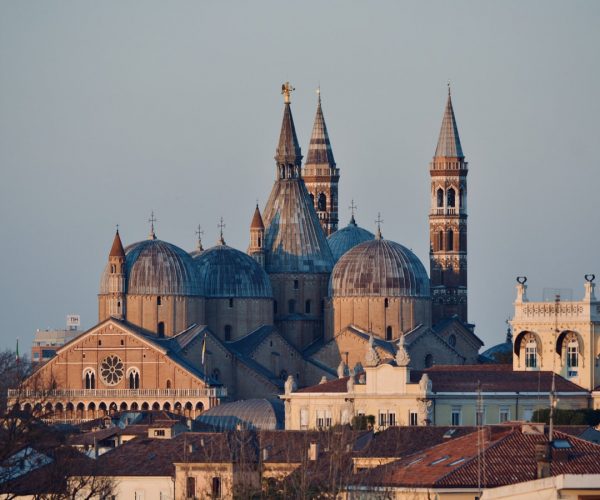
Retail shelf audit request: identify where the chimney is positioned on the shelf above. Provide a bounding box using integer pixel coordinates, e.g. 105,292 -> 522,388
308,442 -> 319,461
535,442 -> 551,479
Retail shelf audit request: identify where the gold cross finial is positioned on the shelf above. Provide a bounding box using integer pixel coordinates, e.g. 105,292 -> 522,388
282,82 -> 295,104
115,223 -> 119,233
148,211 -> 157,240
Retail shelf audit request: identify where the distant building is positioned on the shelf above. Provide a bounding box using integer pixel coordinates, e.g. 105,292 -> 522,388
31,315 -> 82,363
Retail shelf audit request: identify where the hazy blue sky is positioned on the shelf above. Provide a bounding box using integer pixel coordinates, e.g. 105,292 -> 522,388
1,1 -> 599,352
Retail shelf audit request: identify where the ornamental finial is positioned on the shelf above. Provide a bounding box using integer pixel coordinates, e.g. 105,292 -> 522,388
148,211 -> 157,240
282,82 -> 294,104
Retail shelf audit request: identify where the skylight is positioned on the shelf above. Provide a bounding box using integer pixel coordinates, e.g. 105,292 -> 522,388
407,457 -> 424,467
553,439 -> 572,449
430,455 -> 449,465
449,457 -> 465,466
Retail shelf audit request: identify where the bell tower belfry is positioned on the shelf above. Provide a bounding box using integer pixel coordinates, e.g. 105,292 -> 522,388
429,87 -> 468,324
302,89 -> 340,236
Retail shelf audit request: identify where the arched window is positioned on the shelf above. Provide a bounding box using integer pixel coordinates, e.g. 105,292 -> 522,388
212,368 -> 220,382
438,231 -> 444,251
305,300 -> 311,314
224,325 -> 232,341
294,279 -> 299,290
384,298 -> 389,308
166,379 -> 172,389
84,369 -> 95,389
447,230 -> 454,251
318,193 -> 327,211
157,296 -> 162,306
128,368 -> 140,389
228,298 -> 234,308
525,340 -> 538,368
386,326 -> 393,341
567,340 -> 579,369
258,236 -> 261,248
459,188 -> 464,208
288,300 -> 296,314
436,188 -> 444,208
110,264 -> 116,273
157,322 -> 165,337
309,193 -> 315,203
425,354 -> 433,368
447,188 -> 456,208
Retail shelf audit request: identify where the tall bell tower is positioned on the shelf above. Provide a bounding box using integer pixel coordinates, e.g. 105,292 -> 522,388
429,87 -> 468,324
302,89 -> 340,236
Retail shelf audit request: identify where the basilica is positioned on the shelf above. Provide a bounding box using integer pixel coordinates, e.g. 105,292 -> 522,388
16,83 -> 486,420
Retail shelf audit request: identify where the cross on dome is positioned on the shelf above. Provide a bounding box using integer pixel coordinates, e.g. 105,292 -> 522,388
217,217 -> 226,245
148,211 -> 157,240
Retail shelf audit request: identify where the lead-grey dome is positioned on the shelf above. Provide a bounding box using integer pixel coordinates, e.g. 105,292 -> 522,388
100,239 -> 202,296
330,237 -> 430,298
196,398 -> 284,431
327,217 -> 375,262
194,244 -> 273,298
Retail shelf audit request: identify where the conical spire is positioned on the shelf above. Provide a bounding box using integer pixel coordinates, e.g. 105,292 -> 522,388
275,82 -> 303,169
305,90 -> 336,167
109,227 -> 125,257
250,204 -> 264,230
434,86 -> 464,158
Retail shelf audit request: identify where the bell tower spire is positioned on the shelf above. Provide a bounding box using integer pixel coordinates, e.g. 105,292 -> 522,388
303,87 -> 340,236
429,86 -> 468,324
247,203 -> 265,267
275,82 -> 303,180
102,227 -> 126,320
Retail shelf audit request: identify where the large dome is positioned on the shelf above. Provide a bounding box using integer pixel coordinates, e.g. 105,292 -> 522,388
196,398 -> 284,431
195,244 -> 273,298
327,217 -> 375,262
99,239 -> 202,296
330,237 -> 430,298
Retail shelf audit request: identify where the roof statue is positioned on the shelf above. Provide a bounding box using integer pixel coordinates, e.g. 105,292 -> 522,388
395,334 -> 411,367
419,373 -> 432,394
337,360 -> 347,378
364,334 -> 380,367
347,374 -> 355,393
284,374 -> 297,394
281,81 -> 294,104
319,376 -> 328,384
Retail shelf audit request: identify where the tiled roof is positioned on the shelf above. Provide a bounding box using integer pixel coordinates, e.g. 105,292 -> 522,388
413,365 -> 588,393
358,426 -> 476,458
354,426 -> 600,489
434,90 -> 464,158
296,376 -> 350,393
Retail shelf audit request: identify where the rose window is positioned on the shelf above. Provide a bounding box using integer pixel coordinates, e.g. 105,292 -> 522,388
100,355 -> 124,386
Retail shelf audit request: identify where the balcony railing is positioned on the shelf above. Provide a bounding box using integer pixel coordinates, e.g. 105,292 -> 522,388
8,387 -> 227,399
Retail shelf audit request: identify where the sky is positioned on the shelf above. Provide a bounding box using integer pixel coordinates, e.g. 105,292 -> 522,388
0,1 -> 599,353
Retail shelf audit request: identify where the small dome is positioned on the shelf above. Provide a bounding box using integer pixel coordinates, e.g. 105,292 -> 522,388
100,239 -> 202,296
330,238 -> 430,298
196,398 -> 284,431
195,244 -> 273,298
327,217 -> 375,262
